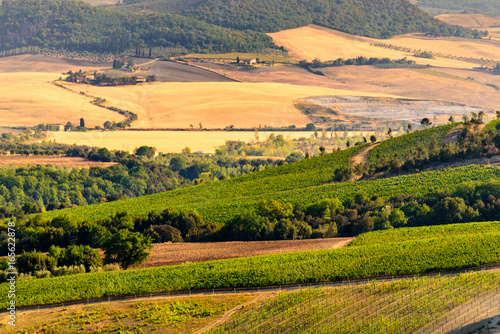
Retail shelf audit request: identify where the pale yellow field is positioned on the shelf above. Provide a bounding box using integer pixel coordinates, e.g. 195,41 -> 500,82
0,73 -> 124,127
268,25 -> 498,67
436,14 -> 500,41
0,54 -> 108,73
61,81 -> 396,129
436,14 -> 500,28
321,66 -> 500,109
47,130 -> 372,153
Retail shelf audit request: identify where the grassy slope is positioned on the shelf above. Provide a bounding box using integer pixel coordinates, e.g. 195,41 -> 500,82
2,223 -> 500,308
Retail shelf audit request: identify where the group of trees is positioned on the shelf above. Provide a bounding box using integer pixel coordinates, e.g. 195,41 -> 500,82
360,120 -> 497,177
415,0 -> 500,14
180,0 -> 477,39
300,56 -> 427,72
0,0 -> 275,55
0,136 -> 284,217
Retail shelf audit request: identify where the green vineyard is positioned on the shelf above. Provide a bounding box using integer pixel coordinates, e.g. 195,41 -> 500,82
33,163 -> 500,225
2,225 -> 500,308
210,272 -> 500,333
368,123 -> 456,164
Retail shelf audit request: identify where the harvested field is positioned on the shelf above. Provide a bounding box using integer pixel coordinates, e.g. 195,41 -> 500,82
436,13 -> 500,28
47,130 -> 374,153
0,54 -> 109,73
0,155 -> 117,168
0,128 -> 22,135
268,25 -> 486,68
183,52 -> 294,64
191,61 -> 500,111
320,66 -> 500,109
135,238 -> 353,269
60,81 -> 395,129
0,73 -> 123,128
300,96 -> 492,123
104,60 -> 235,82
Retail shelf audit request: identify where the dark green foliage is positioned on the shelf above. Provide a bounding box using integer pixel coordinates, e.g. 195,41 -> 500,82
0,0 -> 274,54
58,245 -> 102,270
222,213 -> 273,241
135,146 -> 156,158
145,224 -> 183,243
17,251 -> 55,274
117,0 -> 474,39
415,0 -> 500,14
102,229 -> 152,269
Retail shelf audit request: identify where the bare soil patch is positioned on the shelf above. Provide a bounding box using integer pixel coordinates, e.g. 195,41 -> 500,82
103,59 -> 235,82
300,96 -> 491,124
0,155 -> 117,168
442,124 -> 463,144
320,66 -> 500,110
350,143 -> 379,168
135,238 -> 353,269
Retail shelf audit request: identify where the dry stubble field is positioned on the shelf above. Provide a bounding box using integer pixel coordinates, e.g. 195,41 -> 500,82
61,81 -> 395,129
136,238 -> 353,269
0,155 -> 117,168
268,25 -> 497,67
0,72 -> 123,128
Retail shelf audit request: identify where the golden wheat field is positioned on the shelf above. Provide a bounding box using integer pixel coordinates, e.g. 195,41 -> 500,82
0,54 -> 108,73
268,25 -> 499,67
0,73 -> 124,128
61,81 -> 396,129
321,66 -> 500,109
47,130 -> 374,153
436,14 -> 500,28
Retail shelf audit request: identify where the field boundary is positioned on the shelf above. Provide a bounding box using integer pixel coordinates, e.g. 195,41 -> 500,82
16,263 -> 500,312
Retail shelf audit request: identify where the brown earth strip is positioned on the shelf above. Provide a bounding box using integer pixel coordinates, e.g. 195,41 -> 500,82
349,143 -> 379,169
193,292 -> 275,334
442,124 -> 463,144
0,155 -> 117,168
135,238 -> 353,269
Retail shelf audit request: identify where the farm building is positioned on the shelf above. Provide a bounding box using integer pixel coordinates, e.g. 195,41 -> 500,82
51,124 -> 65,131
135,76 -> 147,83
243,58 -> 257,65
